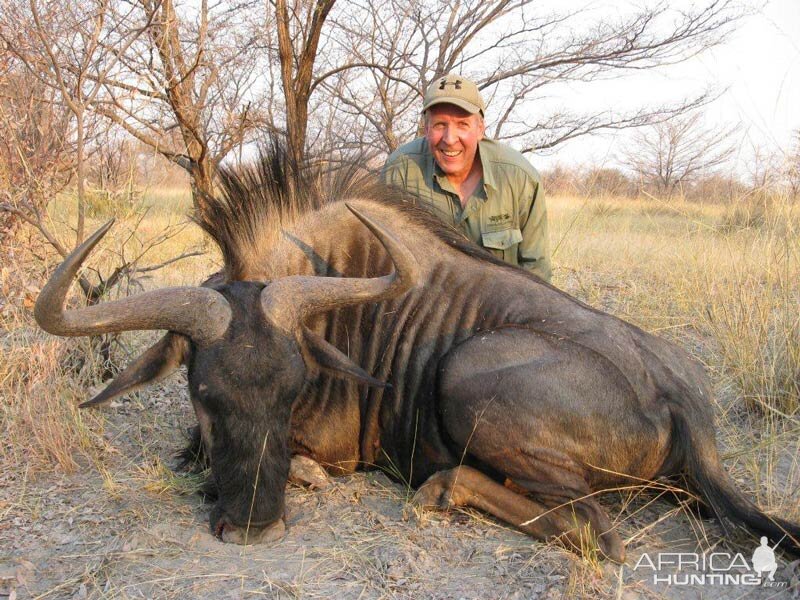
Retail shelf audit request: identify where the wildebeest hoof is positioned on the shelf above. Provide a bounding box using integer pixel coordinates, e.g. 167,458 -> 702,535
218,518 -> 285,545
411,469 -> 470,509
560,525 -> 625,564
598,529 -> 625,563
411,485 -> 454,510
289,455 -> 331,489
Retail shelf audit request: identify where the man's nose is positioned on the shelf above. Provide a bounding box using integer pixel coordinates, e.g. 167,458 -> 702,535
442,126 -> 458,145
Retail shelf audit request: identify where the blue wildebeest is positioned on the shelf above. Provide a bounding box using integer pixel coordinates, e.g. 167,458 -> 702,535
35,148 -> 800,561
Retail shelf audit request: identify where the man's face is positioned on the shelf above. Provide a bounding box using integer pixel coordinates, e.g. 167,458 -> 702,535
424,104 -> 485,181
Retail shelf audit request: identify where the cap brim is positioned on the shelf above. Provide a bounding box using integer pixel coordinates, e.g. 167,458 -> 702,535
423,98 -> 483,115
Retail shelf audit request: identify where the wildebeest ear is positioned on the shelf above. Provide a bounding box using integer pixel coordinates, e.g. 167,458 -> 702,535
300,326 -> 389,388
80,332 -> 190,408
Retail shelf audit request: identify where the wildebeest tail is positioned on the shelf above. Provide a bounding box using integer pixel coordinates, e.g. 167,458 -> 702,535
672,410 -> 800,556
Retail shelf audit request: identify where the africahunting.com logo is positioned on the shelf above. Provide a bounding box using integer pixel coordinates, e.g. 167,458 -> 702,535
633,537 -> 797,589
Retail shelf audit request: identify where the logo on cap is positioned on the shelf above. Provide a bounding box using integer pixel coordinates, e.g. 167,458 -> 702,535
438,78 -> 462,90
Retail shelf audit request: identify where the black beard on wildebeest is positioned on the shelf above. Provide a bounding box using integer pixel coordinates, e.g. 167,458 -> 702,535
35,143 -> 800,560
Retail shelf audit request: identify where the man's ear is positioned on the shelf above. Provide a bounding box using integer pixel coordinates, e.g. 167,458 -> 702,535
299,326 -> 389,388
80,332 -> 190,408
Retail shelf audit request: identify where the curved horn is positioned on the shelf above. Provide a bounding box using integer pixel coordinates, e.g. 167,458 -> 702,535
260,204 -> 419,329
35,219 -> 232,346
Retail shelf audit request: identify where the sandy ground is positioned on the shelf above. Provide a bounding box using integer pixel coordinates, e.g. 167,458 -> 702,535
2,367 -> 799,600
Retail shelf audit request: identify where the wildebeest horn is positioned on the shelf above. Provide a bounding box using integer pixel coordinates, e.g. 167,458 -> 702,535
34,219 -> 232,346
260,204 -> 418,328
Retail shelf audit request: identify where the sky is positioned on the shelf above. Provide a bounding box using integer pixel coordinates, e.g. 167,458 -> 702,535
535,0 -> 800,172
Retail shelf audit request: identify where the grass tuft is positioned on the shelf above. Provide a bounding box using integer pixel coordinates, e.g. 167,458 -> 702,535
0,331 -> 109,475
135,455 -> 206,497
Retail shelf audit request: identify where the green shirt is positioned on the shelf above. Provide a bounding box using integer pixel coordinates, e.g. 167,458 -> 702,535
382,138 -> 551,282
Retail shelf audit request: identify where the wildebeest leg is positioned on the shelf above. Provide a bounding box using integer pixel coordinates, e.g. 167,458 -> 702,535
432,327 -> 675,561
413,465 -> 624,561
289,455 -> 331,489
508,473 -> 623,561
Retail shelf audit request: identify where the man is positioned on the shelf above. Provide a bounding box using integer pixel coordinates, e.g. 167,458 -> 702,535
382,74 -> 551,282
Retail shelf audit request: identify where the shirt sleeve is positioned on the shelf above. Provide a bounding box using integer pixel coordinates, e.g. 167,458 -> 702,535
381,154 -> 407,190
517,179 -> 552,282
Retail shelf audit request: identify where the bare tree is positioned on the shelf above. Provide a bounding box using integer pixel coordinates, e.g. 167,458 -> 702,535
90,131 -> 137,194
313,0 -> 744,159
309,0 -> 421,158
272,0 -> 337,167
0,0 -> 203,373
1,0 -> 137,254
539,163 -> 580,196
688,172 -> 746,203
746,141 -> 784,191
581,167 -> 634,198
621,111 -> 738,197
0,46 -> 74,251
80,0 -> 269,212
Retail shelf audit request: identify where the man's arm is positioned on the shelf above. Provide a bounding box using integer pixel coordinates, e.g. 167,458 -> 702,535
517,180 -> 552,282
381,153 -> 407,189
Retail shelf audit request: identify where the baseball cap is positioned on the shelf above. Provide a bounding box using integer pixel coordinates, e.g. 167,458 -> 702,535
422,74 -> 485,117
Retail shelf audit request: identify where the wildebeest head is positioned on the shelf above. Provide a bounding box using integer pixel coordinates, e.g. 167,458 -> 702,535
34,206 -> 417,544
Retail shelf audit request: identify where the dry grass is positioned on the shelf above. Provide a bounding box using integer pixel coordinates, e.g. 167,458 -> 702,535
551,191 -> 800,417
1,187 -> 215,479
0,330 -> 109,475
134,455 -> 206,497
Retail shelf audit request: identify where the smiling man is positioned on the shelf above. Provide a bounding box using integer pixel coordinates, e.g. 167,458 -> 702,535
382,74 -> 551,281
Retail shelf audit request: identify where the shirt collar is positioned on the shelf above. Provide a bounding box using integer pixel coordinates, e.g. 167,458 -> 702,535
478,139 -> 496,190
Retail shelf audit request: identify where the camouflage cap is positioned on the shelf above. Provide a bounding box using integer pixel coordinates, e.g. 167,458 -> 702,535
422,74 -> 485,117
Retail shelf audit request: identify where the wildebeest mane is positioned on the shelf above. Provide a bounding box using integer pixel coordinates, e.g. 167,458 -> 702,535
194,139 -> 547,282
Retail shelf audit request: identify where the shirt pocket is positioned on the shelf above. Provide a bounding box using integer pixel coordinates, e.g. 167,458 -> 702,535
481,228 -> 522,264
